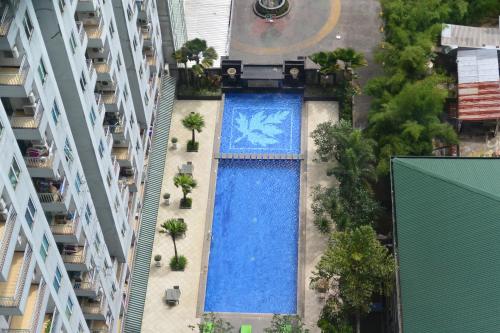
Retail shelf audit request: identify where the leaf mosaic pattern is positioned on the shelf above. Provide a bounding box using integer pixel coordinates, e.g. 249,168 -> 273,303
234,110 -> 290,147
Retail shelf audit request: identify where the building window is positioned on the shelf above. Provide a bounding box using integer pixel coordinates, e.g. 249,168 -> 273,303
121,221 -> 127,236
75,173 -> 82,193
89,106 -> 97,127
64,138 -> 74,163
127,4 -> 133,20
139,65 -> 143,78
144,91 -> 149,105
37,59 -> 48,84
85,204 -> 92,224
8,158 -> 20,188
69,31 -> 77,54
0,120 -> 3,139
23,11 -> 34,40
58,0 -> 66,12
136,139 -> 140,152
123,86 -> 129,101
40,234 -> 49,261
106,170 -> 112,186
79,71 -> 87,91
51,101 -> 61,125
25,197 -> 36,229
133,36 -> 138,51
114,196 -> 120,212
98,140 -> 105,158
94,234 -> 100,251
116,56 -> 122,71
53,267 -> 62,293
65,297 -> 73,319
109,21 -> 115,38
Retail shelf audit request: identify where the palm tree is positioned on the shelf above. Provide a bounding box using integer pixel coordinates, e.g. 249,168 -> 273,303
173,174 -> 197,202
184,38 -> 218,67
332,48 -> 367,75
182,112 -> 205,144
173,47 -> 190,86
160,219 -> 187,262
309,51 -> 339,76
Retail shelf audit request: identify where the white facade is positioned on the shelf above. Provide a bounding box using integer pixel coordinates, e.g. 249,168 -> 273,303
0,0 -> 164,332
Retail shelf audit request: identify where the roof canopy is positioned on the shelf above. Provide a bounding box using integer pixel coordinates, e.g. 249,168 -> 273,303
441,20 -> 500,51
392,157 -> 500,333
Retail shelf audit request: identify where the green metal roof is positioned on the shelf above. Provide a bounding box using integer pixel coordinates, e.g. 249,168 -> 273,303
124,76 -> 176,333
392,157 -> 500,333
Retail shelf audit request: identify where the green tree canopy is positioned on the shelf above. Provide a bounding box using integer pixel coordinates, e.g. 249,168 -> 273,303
160,218 -> 187,261
173,174 -> 197,201
311,226 -> 395,333
264,315 -> 310,333
182,112 -> 205,144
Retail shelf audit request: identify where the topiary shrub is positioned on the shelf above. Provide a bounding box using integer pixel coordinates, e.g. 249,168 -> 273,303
187,140 -> 199,152
170,255 -> 187,271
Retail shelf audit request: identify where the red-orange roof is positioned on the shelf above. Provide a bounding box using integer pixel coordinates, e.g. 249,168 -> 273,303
458,81 -> 500,121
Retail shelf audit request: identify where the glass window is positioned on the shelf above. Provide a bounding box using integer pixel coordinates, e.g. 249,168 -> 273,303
139,66 -> 143,78
0,120 -> 4,139
94,234 -> 100,251
116,56 -> 122,71
25,197 -> 36,229
23,11 -> 34,40
65,297 -> 73,319
109,21 -> 115,37
107,170 -> 112,186
136,139 -> 140,152
58,0 -> 66,12
64,138 -> 74,163
114,196 -> 120,212
79,71 -> 87,91
85,204 -> 92,224
37,59 -> 48,84
51,101 -> 61,125
40,234 -> 49,261
98,140 -> 105,158
133,36 -> 137,51
69,31 -> 77,54
53,267 -> 62,292
89,106 -> 97,127
75,173 -> 82,193
144,91 -> 149,105
123,86 -> 129,101
8,158 -> 21,188
127,4 -> 133,20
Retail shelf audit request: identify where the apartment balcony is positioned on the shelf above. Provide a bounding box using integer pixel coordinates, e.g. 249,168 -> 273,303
72,272 -> 98,297
9,100 -> 45,141
94,93 -> 105,123
0,56 -> 32,98
94,57 -> 112,81
77,0 -> 99,12
0,207 -> 17,282
100,88 -> 120,113
49,212 -> 82,244
35,177 -> 72,213
112,147 -> 133,167
119,167 -> 137,192
84,19 -> 105,49
23,142 -> 59,178
4,283 -> 48,333
87,59 -> 97,91
146,54 -> 158,72
81,298 -> 107,320
0,250 -> 34,316
0,2 -> 17,50
137,0 -> 150,20
104,114 -> 126,142
90,320 -> 110,333
61,245 -> 89,271
141,26 -> 152,46
76,21 -> 88,50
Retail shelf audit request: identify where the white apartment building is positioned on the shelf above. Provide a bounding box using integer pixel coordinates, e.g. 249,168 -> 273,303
0,0 -> 167,332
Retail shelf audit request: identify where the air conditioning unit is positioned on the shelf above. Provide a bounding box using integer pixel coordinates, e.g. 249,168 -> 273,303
28,91 -> 36,104
163,64 -> 169,75
12,46 -> 19,58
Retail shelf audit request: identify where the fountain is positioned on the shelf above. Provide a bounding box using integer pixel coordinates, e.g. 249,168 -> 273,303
254,0 -> 290,19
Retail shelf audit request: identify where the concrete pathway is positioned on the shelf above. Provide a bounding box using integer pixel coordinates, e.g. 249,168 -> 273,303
141,100 -> 220,333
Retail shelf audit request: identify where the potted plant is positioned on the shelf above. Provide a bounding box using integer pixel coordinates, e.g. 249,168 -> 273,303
173,174 -> 197,209
182,112 -> 205,152
163,193 -> 171,205
171,137 -> 178,149
154,254 -> 162,267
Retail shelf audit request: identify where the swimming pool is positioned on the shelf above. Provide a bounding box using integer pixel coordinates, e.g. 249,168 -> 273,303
204,159 -> 300,314
220,93 -> 302,154
204,93 -> 302,314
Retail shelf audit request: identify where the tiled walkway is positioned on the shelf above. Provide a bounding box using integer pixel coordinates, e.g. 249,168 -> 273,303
141,100 -> 338,333
141,100 -> 220,333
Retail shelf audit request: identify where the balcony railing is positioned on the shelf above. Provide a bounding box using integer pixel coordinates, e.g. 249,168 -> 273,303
0,4 -> 13,37
61,246 -> 86,264
0,207 -> 17,272
81,298 -> 107,315
95,93 -> 105,117
24,142 -> 55,169
112,156 -> 120,177
37,177 -> 69,205
0,56 -> 29,86
73,276 -> 97,292
76,21 -> 87,45
105,126 -> 113,149
50,213 -> 80,235
87,59 -> 96,81
0,247 -> 32,308
10,100 -> 44,129
101,89 -> 119,105
84,18 -> 103,39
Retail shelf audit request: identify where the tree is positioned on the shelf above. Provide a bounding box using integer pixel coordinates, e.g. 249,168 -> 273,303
311,226 -> 395,333
159,218 -> 187,263
182,112 -> 205,145
173,174 -> 197,203
264,315 -> 309,333
331,48 -> 367,75
309,51 -> 339,76
174,47 -> 190,86
189,313 -> 234,333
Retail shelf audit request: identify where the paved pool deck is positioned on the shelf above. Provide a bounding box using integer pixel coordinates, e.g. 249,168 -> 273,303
141,99 -> 338,332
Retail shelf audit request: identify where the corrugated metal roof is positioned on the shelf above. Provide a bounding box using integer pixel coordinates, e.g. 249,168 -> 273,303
183,0 -> 232,66
392,157 -> 500,333
123,76 -> 176,333
457,49 -> 499,84
441,21 -> 500,50
458,81 -> 500,121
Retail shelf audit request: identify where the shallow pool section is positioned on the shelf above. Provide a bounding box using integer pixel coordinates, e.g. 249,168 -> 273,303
220,93 -> 302,154
204,159 -> 300,314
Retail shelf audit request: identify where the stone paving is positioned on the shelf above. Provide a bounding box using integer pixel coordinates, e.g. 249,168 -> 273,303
141,99 -> 338,332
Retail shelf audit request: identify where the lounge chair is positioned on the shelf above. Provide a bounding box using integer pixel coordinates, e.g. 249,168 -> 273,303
240,324 -> 252,333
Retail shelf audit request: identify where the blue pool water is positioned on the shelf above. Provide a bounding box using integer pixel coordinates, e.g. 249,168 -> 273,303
204,159 -> 300,314
220,93 -> 302,154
